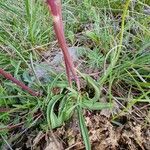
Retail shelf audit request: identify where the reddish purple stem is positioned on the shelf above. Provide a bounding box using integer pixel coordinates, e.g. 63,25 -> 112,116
0,68 -> 39,96
46,0 -> 80,90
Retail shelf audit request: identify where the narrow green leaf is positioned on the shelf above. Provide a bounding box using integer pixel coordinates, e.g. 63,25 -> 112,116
81,99 -> 113,110
46,95 -> 63,129
50,113 -> 62,128
77,71 -> 100,102
77,106 -> 91,150
60,105 -> 77,121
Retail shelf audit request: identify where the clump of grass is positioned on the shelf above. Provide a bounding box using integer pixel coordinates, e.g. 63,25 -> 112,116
87,48 -> 104,69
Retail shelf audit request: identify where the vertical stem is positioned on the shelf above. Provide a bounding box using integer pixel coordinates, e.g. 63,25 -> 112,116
46,0 -> 80,90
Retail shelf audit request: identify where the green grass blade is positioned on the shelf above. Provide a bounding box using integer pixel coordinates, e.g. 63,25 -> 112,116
77,106 -> 91,150
81,99 -> 113,110
47,95 -> 63,129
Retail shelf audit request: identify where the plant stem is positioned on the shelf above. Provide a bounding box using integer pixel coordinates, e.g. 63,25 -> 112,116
0,68 -> 39,96
46,0 -> 80,90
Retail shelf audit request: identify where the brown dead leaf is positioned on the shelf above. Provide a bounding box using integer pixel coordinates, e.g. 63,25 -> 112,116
133,125 -> 145,150
44,136 -> 63,150
33,131 -> 45,147
122,129 -> 137,150
144,128 -> 150,150
96,119 -> 120,150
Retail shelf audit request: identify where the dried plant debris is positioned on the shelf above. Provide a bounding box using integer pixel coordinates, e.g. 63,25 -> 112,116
44,134 -> 63,150
52,109 -> 150,150
1,111 -> 150,150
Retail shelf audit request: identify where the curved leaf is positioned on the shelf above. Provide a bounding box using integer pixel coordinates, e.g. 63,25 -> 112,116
77,106 -> 91,150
